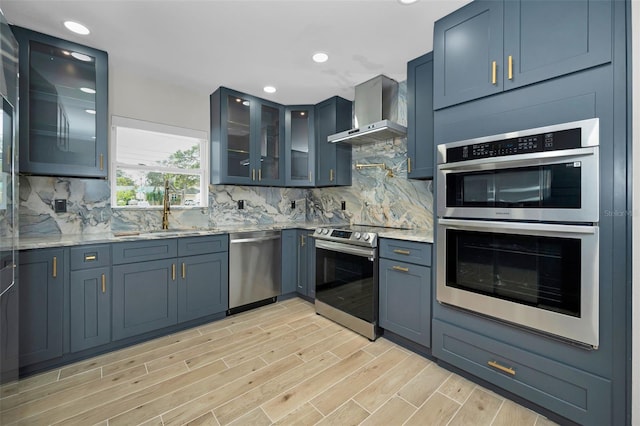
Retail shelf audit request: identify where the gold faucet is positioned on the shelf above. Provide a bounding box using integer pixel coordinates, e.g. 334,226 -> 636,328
162,179 -> 171,230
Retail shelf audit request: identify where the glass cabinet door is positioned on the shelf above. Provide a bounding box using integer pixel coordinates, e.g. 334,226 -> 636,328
285,106 -> 314,186
13,26 -> 108,178
257,102 -> 283,184
225,94 -> 251,180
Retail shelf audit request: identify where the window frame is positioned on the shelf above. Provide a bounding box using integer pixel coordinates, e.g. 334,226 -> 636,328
110,116 -> 209,209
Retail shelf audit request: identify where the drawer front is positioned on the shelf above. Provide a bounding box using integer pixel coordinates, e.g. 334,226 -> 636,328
379,239 -> 431,266
178,234 -> 228,257
432,319 -> 611,426
70,244 -> 111,270
112,239 -> 178,265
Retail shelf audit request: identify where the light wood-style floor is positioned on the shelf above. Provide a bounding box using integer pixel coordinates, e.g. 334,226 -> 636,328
0,298 -> 559,425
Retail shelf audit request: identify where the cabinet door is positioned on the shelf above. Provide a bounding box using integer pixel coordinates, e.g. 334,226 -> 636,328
255,100 -> 285,186
306,235 -> 316,299
18,249 -> 65,366
12,26 -> 108,178
407,52 -> 434,179
70,267 -> 110,352
433,1 -> 504,109
503,0 -> 611,91
285,106 -> 315,186
178,252 -> 228,323
315,97 -> 352,187
112,259 -> 177,340
297,231 -> 309,296
379,258 -> 431,347
281,229 -> 297,295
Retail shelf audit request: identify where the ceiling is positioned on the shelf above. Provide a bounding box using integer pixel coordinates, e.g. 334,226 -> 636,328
0,0 -> 471,105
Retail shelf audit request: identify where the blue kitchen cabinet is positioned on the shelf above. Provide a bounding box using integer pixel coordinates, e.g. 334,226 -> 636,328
305,234 -> 316,299
433,0 -> 612,109
11,26 -> 108,178
111,239 -> 178,341
281,229 -> 297,295
18,248 -> 65,366
314,96 -> 353,187
285,106 -> 315,186
177,235 -> 229,322
211,87 -> 285,186
69,244 -> 111,353
407,52 -> 434,179
378,239 -> 432,347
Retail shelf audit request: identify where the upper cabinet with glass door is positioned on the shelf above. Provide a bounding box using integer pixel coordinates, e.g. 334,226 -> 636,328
285,106 -> 314,186
12,26 -> 108,178
210,87 -> 284,186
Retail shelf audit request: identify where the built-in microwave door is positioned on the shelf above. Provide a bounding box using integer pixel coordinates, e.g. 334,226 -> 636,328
436,219 -> 599,349
437,147 -> 599,223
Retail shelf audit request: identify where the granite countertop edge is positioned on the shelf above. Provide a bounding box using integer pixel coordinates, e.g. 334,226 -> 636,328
11,222 -> 434,250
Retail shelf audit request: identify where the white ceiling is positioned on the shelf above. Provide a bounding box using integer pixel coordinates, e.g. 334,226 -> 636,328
1,0 -> 470,105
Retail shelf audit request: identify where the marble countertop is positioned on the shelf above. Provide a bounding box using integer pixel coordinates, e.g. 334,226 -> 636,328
11,222 -> 433,250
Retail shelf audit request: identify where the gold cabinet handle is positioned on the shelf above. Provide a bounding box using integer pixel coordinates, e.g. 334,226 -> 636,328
258,169 -> 262,181
491,60 -> 497,85
392,266 -> 409,273
182,262 -> 186,279
488,360 -> 516,376
252,169 -> 256,181
101,273 -> 106,294
407,157 -> 412,174
99,153 -> 104,171
300,235 -> 306,247
329,168 -> 334,182
52,256 -> 57,278
172,264 -> 176,281
508,55 -> 513,80
393,249 -> 411,255
85,254 -> 97,261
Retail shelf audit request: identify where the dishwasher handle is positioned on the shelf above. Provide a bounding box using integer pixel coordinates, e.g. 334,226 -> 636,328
230,235 -> 281,244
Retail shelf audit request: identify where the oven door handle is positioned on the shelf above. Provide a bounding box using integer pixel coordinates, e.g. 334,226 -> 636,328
438,218 -> 597,235
315,239 -> 376,260
438,147 -> 597,171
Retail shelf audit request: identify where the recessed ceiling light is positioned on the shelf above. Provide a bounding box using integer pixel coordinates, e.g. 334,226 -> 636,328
263,86 -> 276,94
312,52 -> 329,63
80,87 -> 96,94
85,109 -> 96,115
398,0 -> 419,4
71,52 -> 92,62
64,21 -> 90,35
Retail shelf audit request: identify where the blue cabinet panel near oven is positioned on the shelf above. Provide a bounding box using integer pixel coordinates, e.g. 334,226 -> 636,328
280,229 -> 297,295
306,235 -> 316,299
379,258 -> 431,347
407,51 -> 434,179
18,248 -> 65,366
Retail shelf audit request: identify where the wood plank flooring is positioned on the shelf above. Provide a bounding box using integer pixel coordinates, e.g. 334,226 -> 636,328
0,298 -> 559,425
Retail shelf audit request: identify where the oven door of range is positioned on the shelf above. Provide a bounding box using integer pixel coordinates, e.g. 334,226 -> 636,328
314,239 -> 377,323
436,218 -> 599,349
437,146 -> 599,223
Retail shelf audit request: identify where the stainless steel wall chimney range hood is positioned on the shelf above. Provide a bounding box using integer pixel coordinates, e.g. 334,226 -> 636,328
328,75 -> 407,145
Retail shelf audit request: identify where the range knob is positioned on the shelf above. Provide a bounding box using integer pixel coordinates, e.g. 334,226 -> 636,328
363,233 -> 371,241
354,232 -> 362,240
322,228 -> 330,235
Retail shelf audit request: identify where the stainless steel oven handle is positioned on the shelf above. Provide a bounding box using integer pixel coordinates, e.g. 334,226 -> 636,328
438,147 -> 597,171
438,218 -> 597,235
315,239 -> 375,259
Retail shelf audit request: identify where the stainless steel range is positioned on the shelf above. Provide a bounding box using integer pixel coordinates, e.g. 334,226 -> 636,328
313,225 -> 384,341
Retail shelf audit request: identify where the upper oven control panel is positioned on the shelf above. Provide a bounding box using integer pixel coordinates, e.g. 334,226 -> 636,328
313,228 -> 377,248
446,128 -> 581,163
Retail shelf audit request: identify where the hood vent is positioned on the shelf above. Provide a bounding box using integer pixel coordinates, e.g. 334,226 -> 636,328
328,75 -> 407,144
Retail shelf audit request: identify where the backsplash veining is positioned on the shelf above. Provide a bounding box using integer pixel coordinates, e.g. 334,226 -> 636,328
15,81 -> 433,238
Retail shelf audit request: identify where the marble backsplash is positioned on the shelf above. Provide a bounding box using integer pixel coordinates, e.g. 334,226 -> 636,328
14,81 -> 433,238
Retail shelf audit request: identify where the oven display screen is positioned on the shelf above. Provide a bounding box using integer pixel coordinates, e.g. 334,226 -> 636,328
331,230 -> 352,239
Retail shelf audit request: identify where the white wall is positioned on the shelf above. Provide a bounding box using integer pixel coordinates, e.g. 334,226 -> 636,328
633,0 -> 639,424
108,60 -> 209,133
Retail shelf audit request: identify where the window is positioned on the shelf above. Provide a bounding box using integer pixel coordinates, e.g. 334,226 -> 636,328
111,116 -> 208,208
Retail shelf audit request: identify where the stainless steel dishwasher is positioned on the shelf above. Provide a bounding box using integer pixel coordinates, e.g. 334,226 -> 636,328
228,230 -> 281,314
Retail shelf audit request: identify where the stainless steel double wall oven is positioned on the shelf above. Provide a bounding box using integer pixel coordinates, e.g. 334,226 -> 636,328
436,118 -> 600,348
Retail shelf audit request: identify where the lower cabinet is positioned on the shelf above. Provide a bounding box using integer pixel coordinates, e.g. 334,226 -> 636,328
18,248 -> 65,366
378,239 -> 432,347
70,244 -> 111,352
432,319 -> 611,426
178,252 -> 228,323
281,229 -> 314,299
281,229 -> 297,295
